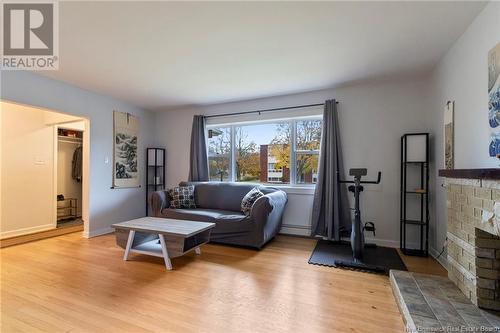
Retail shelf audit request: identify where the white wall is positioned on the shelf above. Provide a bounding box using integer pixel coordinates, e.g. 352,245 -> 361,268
1,71 -> 156,237
154,75 -> 431,245
0,103 -> 56,237
428,2 -> 500,262
44,112 -> 82,126
0,104 -> 2,231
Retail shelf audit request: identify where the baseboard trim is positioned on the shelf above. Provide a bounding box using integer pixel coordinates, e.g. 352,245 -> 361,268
279,226 -> 416,249
87,222 -> 429,254
0,224 -> 83,248
84,226 -> 114,238
353,237 -> 417,249
430,247 -> 448,271
0,224 -> 54,239
280,226 -> 311,236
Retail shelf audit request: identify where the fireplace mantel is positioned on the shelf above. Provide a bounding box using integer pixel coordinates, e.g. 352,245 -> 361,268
439,168 -> 500,180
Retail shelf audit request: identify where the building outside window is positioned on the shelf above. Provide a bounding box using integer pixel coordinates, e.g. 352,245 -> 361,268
261,144 -> 289,183
207,117 -> 322,185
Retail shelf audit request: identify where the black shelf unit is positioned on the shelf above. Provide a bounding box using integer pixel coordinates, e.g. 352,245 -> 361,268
400,133 -> 429,257
146,148 -> 166,215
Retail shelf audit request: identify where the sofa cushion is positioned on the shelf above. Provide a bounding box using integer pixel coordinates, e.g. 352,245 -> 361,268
241,187 -> 264,215
215,213 -> 249,224
161,208 -> 245,223
212,214 -> 254,237
168,185 -> 196,209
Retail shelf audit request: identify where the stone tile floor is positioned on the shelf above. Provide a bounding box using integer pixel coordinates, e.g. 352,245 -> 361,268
390,270 -> 500,332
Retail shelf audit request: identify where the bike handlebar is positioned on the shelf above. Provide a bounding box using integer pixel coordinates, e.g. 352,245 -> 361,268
339,171 -> 381,184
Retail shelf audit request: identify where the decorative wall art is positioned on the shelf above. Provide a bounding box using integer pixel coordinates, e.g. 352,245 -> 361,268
488,42 -> 500,158
113,111 -> 140,188
444,101 -> 454,169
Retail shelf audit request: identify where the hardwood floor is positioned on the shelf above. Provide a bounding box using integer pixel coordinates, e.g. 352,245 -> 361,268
397,249 -> 447,277
0,233 -> 445,333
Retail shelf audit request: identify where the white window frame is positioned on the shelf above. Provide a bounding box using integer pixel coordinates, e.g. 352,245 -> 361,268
207,115 -> 322,187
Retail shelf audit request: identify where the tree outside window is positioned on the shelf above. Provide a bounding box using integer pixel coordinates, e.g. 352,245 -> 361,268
296,120 -> 321,184
208,127 -> 231,181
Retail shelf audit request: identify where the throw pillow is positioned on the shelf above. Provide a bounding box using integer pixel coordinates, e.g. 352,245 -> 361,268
168,185 -> 196,209
241,187 -> 264,216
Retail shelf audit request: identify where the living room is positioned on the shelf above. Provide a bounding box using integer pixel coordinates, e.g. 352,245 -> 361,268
1,1 -> 499,332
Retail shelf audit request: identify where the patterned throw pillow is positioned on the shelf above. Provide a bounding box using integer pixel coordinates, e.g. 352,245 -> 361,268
241,187 -> 264,216
168,185 -> 196,209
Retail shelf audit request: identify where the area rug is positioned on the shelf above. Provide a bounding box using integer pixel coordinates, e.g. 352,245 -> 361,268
308,240 -> 407,275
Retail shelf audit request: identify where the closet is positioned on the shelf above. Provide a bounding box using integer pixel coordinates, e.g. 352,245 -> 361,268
57,127 -> 83,227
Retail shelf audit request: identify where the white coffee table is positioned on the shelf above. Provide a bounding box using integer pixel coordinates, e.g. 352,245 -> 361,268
112,217 -> 215,270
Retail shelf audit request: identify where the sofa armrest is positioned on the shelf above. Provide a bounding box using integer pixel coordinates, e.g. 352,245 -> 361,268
250,195 -> 273,222
150,190 -> 170,217
250,190 -> 288,240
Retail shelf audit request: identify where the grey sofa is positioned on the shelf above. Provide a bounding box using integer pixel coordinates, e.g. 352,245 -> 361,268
150,181 -> 288,249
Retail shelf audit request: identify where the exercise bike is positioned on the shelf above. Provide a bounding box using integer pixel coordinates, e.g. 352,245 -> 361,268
335,168 -> 385,273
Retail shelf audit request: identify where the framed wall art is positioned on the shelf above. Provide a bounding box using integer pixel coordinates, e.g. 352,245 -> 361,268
444,101 -> 454,169
113,111 -> 140,188
488,42 -> 500,158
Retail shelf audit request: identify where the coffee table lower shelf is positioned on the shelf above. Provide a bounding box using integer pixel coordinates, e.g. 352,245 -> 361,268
123,230 -> 206,270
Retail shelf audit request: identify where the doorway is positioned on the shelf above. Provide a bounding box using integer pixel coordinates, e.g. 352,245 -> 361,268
0,100 -> 90,247
56,124 -> 84,228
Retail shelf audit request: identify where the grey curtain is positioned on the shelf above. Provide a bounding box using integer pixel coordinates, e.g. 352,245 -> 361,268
188,115 -> 209,181
311,99 -> 349,240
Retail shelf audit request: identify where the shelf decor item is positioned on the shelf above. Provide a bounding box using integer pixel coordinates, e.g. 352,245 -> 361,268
112,111 -> 140,188
146,148 -> 166,215
400,133 -> 430,257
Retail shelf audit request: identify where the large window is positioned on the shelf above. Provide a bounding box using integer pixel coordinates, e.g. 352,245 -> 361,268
207,117 -> 322,185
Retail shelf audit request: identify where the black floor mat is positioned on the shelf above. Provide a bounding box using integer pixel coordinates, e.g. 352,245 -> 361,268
308,240 -> 407,275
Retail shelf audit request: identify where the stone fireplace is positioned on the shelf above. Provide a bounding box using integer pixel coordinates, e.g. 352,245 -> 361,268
390,169 -> 500,332
442,169 -> 500,311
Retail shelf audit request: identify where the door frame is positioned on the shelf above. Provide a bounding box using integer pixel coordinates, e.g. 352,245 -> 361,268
52,119 -> 90,236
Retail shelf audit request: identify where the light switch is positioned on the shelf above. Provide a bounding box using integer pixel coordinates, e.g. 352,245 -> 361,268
104,157 -> 109,164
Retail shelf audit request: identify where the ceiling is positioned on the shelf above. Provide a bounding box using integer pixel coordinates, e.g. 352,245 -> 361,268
38,1 -> 486,111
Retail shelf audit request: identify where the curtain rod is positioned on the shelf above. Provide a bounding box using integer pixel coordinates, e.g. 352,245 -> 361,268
203,101 -> 338,119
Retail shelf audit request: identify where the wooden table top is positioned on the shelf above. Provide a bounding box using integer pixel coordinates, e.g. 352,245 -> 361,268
112,217 -> 215,237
